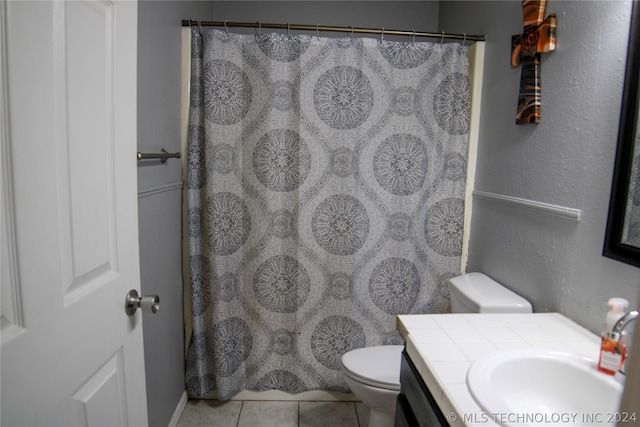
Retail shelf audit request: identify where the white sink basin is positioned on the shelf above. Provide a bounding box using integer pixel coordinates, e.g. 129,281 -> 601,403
466,348 -> 623,427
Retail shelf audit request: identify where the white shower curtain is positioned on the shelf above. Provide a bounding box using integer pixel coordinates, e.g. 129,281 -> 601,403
185,28 -> 470,400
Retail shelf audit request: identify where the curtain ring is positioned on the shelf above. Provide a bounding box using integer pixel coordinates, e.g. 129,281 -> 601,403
287,23 -> 291,36
258,21 -> 262,36
197,20 -> 203,36
412,29 -> 416,43
350,26 -> 354,39
316,24 -> 320,40
463,33 -> 467,45
381,28 -> 384,42
224,20 -> 229,35
440,31 -> 445,45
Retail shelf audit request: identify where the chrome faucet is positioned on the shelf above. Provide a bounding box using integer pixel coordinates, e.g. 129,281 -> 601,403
611,310 -> 638,380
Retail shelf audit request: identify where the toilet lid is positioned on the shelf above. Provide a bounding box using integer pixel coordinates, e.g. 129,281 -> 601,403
341,345 -> 403,391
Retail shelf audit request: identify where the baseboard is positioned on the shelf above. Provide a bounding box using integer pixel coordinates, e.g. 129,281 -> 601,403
167,391 -> 189,427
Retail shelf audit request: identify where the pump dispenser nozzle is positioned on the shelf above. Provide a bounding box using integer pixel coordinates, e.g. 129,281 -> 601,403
606,298 -> 629,334
609,298 -> 629,312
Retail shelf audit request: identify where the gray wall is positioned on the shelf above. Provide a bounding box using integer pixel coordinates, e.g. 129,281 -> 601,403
213,1 -> 439,41
440,0 -> 640,333
137,1 -> 212,426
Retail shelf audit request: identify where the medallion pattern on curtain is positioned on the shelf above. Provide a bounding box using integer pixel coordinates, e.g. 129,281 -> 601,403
185,29 -> 470,400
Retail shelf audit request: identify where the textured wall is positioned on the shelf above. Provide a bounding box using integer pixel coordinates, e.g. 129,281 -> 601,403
137,1 -> 212,426
439,0 -> 640,333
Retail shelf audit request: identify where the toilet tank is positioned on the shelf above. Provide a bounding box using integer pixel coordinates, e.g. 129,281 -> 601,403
448,273 -> 532,313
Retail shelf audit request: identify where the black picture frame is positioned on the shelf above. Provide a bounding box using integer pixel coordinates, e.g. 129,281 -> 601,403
603,0 -> 640,268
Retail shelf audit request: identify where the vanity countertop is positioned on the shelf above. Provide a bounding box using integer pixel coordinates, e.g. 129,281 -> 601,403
396,313 -> 601,427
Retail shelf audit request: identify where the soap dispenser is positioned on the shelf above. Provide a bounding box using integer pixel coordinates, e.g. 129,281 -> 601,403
597,297 -> 629,375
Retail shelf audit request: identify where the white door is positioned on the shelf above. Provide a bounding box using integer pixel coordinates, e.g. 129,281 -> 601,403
1,1 -> 148,426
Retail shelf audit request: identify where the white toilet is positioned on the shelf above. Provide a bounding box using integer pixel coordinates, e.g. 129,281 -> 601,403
340,272 -> 533,427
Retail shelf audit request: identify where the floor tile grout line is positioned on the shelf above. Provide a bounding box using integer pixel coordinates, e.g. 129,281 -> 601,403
353,402 -> 360,427
236,400 -> 243,427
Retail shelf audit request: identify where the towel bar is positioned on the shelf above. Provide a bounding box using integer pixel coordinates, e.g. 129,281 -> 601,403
136,149 -> 181,163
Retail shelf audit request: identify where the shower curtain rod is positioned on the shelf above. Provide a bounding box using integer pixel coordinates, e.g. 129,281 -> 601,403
181,19 -> 486,42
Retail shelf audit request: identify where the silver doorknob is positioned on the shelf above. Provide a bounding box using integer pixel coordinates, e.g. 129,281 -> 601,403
125,289 -> 160,315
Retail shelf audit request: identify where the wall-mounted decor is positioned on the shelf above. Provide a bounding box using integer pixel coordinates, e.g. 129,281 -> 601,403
604,0 -> 640,268
511,0 -> 557,124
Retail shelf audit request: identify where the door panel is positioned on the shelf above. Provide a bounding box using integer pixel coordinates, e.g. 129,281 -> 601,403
55,0 -> 117,302
1,1 -> 148,425
71,349 -> 128,427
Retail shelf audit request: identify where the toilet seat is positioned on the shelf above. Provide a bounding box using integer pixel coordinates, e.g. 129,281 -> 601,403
341,345 -> 403,391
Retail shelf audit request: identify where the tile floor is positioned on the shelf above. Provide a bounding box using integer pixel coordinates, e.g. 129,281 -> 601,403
177,399 -> 370,427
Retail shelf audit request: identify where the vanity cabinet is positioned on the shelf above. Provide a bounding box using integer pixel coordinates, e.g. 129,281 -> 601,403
394,350 -> 449,427
395,313 -> 603,427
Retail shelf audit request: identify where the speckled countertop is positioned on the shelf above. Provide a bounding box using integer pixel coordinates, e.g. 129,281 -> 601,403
396,313 -> 601,427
